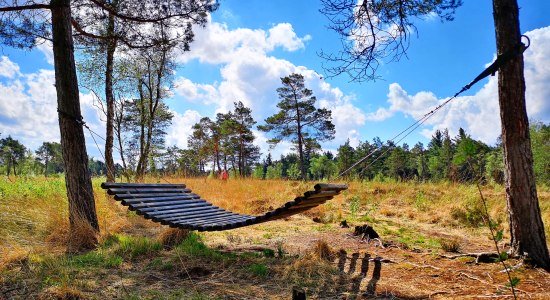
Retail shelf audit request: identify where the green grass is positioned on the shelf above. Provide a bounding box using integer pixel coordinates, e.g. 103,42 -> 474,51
175,232 -> 233,261
68,251 -> 123,268
247,263 -> 269,277
147,257 -> 174,271
33,249 -> 122,289
113,235 -> 163,259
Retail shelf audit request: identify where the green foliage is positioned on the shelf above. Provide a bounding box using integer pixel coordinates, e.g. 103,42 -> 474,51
262,248 -> 275,258
507,277 -> 521,288
35,142 -> 64,176
530,122 -> 550,185
265,162 -> 283,179
349,195 -> 361,219
276,240 -> 285,258
252,164 -> 265,179
247,263 -> 269,277
309,155 -> 337,180
287,163 -> 302,180
451,199 -> 486,227
485,148 -> 505,184
495,230 -> 504,242
336,139 -> 356,177
414,191 -> 430,211
0,136 -> 27,176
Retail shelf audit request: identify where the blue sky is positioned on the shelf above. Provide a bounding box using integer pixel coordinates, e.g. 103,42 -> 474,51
0,0 -> 549,162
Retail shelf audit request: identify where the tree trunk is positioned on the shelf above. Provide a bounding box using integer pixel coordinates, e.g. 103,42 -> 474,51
492,0 -> 550,270
51,0 -> 99,250
104,13 -> 117,183
136,80 -> 146,178
295,98 -> 305,180
114,102 -> 129,180
44,156 -> 49,177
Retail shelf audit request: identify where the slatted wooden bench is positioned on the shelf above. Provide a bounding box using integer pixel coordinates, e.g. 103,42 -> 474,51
101,182 -> 348,231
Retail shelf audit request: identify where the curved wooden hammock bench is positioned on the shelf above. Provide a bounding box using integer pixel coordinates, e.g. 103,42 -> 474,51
101,182 -> 348,231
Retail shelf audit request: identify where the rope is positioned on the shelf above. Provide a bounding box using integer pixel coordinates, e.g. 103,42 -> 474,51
57,109 -> 118,180
336,35 -> 530,179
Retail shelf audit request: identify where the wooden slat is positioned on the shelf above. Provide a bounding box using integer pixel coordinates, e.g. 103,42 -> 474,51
171,210 -> 237,224
118,194 -> 200,204
136,201 -> 212,212
189,214 -> 253,225
102,182 -> 186,189
115,192 -> 196,200
161,207 -> 226,222
147,207 -> 223,220
170,215 -> 245,230
182,216 -> 244,227
108,188 -> 189,195
161,207 -> 228,222
194,216 -> 254,230
143,203 -> 217,217
314,183 -> 348,191
304,191 -> 339,199
128,198 -> 206,208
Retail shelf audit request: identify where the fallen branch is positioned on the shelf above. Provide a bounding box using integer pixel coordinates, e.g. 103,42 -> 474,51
500,263 -> 523,273
440,252 -> 502,263
407,262 -> 441,270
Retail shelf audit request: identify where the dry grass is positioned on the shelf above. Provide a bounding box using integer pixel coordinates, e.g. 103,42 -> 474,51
310,239 -> 336,261
1,176 -> 550,299
281,251 -> 344,294
440,237 -> 462,253
157,228 -> 190,249
37,285 -> 84,300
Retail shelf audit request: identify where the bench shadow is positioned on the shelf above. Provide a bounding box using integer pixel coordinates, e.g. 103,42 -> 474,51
337,251 -> 384,300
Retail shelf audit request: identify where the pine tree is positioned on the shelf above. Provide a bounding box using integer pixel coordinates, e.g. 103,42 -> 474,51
258,73 -> 335,180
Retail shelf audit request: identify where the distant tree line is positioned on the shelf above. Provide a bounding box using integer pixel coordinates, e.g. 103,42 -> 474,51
252,123 -> 549,185
1,121 -> 548,186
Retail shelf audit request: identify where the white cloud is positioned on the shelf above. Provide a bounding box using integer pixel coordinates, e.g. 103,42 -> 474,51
0,61 -> 104,152
36,39 -> 54,65
0,56 -> 21,78
365,26 -> 550,144
173,77 -> 219,104
176,21 -> 309,65
267,23 -> 309,51
171,21 -> 367,156
165,109 -> 203,149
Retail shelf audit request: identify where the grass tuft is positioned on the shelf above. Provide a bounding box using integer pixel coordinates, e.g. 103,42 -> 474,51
68,251 -> 122,268
247,263 -> 269,278
440,237 -> 462,253
311,240 -> 335,261
174,232 -> 229,261
115,235 -> 163,259
158,228 -> 190,249
38,285 -> 84,300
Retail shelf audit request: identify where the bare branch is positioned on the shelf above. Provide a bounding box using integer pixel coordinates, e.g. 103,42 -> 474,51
319,0 -> 462,82
0,4 -> 51,12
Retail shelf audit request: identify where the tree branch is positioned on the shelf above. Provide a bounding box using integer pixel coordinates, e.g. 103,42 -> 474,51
0,4 -> 51,12
88,0 -> 202,23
